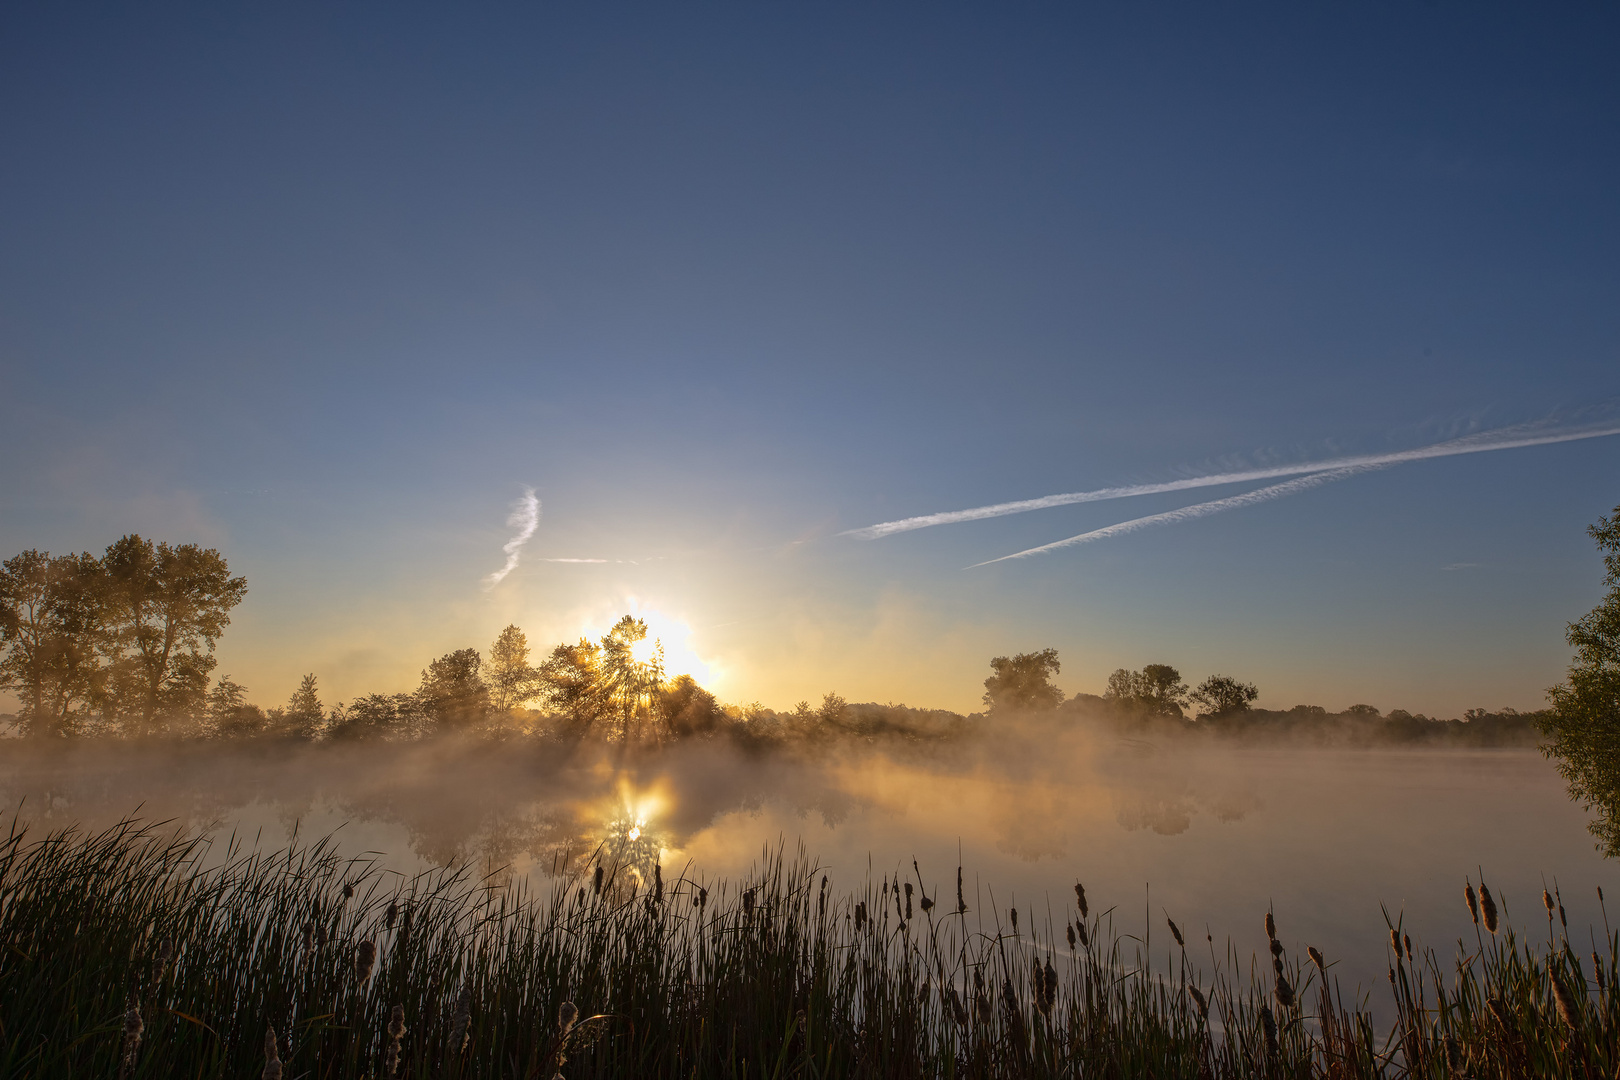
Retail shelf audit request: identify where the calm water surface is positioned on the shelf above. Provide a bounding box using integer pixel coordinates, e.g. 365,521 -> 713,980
3,730 -> 1611,1006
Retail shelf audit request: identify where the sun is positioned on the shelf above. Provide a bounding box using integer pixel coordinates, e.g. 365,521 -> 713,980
629,636 -> 659,666
572,599 -> 722,689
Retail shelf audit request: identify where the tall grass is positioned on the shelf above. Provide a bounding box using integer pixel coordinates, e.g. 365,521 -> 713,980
0,813 -> 1614,1078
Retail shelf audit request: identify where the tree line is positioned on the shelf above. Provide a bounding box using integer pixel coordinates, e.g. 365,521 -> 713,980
981,648 -> 1261,719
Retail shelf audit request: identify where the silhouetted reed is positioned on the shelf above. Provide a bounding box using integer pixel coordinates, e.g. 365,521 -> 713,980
2,812 -> 1617,1079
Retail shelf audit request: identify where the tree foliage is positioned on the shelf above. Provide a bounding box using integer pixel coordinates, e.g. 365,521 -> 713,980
1541,502 -> 1620,855
1190,674 -> 1260,717
982,649 -> 1064,713
1103,664 -> 1189,718
487,624 -> 540,712
0,550 -> 106,735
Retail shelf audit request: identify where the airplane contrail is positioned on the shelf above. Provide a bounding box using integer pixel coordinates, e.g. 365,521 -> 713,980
964,464 -> 1386,567
846,419 -> 1620,541
484,487 -> 541,587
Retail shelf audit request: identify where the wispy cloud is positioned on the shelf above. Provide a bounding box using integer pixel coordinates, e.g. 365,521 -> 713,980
965,465 -> 1387,567
846,419 -> 1620,541
484,487 -> 540,587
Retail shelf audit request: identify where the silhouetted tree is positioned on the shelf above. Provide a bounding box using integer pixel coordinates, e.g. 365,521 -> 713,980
1104,664 -> 1189,717
207,675 -> 269,736
418,649 -> 489,732
539,638 -> 612,733
100,535 -> 247,732
0,549 -> 106,736
983,649 -> 1064,712
487,624 -> 541,712
1541,501 -> 1620,855
329,693 -> 423,741
283,673 -> 325,739
659,673 -> 722,737
1190,674 -> 1259,717
1345,703 -> 1381,717
817,692 -> 849,726
599,616 -> 663,742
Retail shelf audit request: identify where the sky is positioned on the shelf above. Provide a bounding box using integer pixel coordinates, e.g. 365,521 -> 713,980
2,3 -> 1617,718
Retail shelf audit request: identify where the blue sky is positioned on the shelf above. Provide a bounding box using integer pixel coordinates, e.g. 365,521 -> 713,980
2,3 -> 1617,715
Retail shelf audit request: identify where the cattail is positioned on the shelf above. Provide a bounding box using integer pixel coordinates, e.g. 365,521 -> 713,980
302,918 -> 316,955
905,882 -> 913,919
559,999 -> 578,1035
384,1004 -> 406,1078
1544,889 -> 1555,915
699,887 -> 708,910
1308,946 -> 1324,972
1444,1033 -> 1462,1074
1560,904 -> 1568,929
744,887 -> 757,915
1390,928 -> 1402,957
1066,924 -> 1076,950
946,986 -> 969,1027
1403,933 -> 1413,962
654,863 -> 663,904
447,986 -> 472,1056
1168,916 -> 1185,948
1595,952 -> 1608,993
1275,972 -> 1295,1009
118,994 -> 143,1080
263,1024 -> 282,1080
854,901 -> 865,929
1552,974 -> 1581,1031
920,893 -> 934,912
1260,1003 -> 1279,1058
315,922 -> 328,949
1188,983 -> 1208,1020
356,940 -> 377,983
343,882 -> 355,900
1265,911 -> 1276,941
1486,996 -> 1510,1029
1035,959 -> 1058,1016
1480,886 -> 1499,933
401,903 -> 414,947
958,867 -> 968,914
1270,938 -> 1284,958
593,866 -> 604,896
385,900 -> 399,929
1465,882 -> 1479,924
1075,882 -> 1088,919
1010,907 -> 1019,934
1077,921 -> 1089,947
1273,955 -> 1284,976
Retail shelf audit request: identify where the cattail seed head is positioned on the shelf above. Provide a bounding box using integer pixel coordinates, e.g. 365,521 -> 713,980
1560,904 -> 1568,929
448,986 -> 472,1055
1066,924 -> 1076,950
1594,952 -> 1607,992
1168,917 -> 1184,948
1465,882 -> 1479,924
1390,928 -> 1402,956
1075,882 -> 1088,919
118,994 -> 143,1080
263,1025 -> 282,1080
1078,921 -> 1089,947
1403,933 -> 1413,962
356,940 -> 377,983
343,882 -> 354,900
1010,907 -> 1018,934
1272,955 -> 1284,976
1552,974 -> 1581,1031
384,1005 -> 406,1078
1275,972 -> 1295,1010
1265,911 -> 1276,941
920,893 -> 934,911
385,900 -> 398,929
302,919 -> 315,954
958,867 -> 967,914
1270,938 -> 1284,958
1308,946 -> 1324,972
558,1000 -> 579,1034
1480,886 -> 1499,933
1544,889 -> 1555,915
1188,983 -> 1209,1020
1260,1004 -> 1279,1057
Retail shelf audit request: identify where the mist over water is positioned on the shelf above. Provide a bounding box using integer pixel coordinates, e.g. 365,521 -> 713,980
3,723 -> 1612,1014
